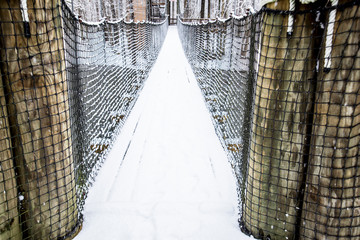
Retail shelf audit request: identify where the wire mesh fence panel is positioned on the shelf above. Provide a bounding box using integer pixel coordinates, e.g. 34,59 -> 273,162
179,0 -> 360,239
178,16 -> 256,212
0,0 -> 167,238
62,1 -> 168,213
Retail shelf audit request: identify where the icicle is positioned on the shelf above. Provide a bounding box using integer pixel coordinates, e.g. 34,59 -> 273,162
20,0 -> 31,38
324,0 -> 338,72
287,0 -> 295,36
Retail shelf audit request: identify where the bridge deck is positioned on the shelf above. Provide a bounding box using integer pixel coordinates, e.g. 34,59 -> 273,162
75,26 -> 249,240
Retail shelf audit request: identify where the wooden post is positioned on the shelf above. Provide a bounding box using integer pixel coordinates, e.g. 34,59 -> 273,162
0,0 -> 78,239
0,68 -> 21,239
133,0 -> 146,22
300,2 -> 360,239
200,0 -> 205,19
243,0 -> 318,238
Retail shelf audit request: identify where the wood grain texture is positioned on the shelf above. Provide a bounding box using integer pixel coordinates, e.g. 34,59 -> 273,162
0,67 -> 22,239
300,2 -> 360,239
133,0 -> 146,22
243,1 -> 317,238
0,0 -> 78,239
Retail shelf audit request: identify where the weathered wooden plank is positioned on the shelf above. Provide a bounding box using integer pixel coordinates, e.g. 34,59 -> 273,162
243,0 -> 317,238
0,0 -> 78,239
300,2 -> 360,239
0,68 -> 21,239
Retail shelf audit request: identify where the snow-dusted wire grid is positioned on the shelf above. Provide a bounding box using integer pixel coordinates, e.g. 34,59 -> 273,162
62,1 -> 168,213
177,14 -> 259,216
0,0 -> 167,239
178,1 -> 360,239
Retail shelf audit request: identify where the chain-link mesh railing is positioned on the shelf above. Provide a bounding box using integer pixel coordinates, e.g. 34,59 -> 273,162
0,0 -> 167,239
178,0 -> 360,239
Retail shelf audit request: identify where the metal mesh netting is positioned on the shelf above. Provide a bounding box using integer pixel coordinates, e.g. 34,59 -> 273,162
0,0 -> 167,239
63,3 -> 168,211
178,0 -> 360,239
178,15 -> 260,210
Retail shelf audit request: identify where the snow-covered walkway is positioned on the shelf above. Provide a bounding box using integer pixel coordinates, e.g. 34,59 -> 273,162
75,26 -> 251,240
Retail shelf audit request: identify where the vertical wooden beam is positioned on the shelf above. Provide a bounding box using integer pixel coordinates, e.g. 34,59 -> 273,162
207,0 -> 211,18
133,0 -> 146,22
243,0 -> 317,238
183,0 -> 191,19
0,68 -> 21,239
200,0 -> 205,19
167,0 -> 170,25
0,0 -> 78,239
300,2 -> 360,239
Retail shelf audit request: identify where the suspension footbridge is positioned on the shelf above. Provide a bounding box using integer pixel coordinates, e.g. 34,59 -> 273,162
0,0 -> 359,239
74,26 -> 247,239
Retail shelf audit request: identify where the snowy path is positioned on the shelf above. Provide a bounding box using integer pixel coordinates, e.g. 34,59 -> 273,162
75,26 -> 251,240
